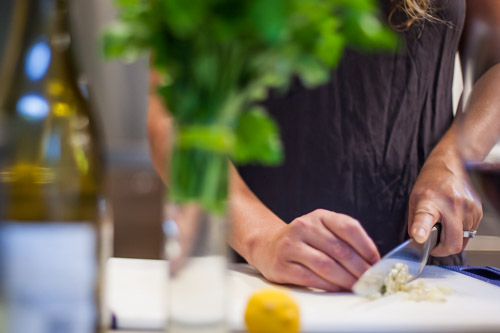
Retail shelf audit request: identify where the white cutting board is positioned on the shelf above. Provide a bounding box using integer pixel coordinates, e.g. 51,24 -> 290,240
107,258 -> 500,332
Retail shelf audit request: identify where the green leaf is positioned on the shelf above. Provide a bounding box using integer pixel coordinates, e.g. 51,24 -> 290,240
177,124 -> 235,154
162,0 -> 209,37
193,52 -> 219,91
114,0 -> 149,20
295,56 -> 330,88
233,107 -> 283,165
335,0 -> 377,11
101,22 -> 149,62
343,9 -> 399,51
249,0 -> 289,44
316,17 -> 346,66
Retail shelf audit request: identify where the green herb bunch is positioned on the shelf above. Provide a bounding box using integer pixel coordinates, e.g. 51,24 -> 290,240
103,0 -> 397,214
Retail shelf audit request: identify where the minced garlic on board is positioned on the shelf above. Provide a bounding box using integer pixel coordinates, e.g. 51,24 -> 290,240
370,263 -> 452,302
403,281 -> 452,302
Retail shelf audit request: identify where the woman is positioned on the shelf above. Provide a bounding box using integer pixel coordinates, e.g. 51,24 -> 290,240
148,0 -> 500,291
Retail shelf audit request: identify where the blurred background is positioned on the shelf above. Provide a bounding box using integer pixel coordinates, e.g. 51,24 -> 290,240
0,0 -> 499,264
0,0 -> 164,259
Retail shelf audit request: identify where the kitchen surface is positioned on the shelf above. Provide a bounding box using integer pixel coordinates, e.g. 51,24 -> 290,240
105,257 -> 500,333
1,1 -> 500,333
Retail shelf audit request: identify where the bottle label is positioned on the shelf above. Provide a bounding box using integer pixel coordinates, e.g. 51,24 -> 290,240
0,222 -> 98,333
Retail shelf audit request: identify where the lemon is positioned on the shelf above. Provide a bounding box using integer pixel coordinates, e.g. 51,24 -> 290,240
244,288 -> 300,333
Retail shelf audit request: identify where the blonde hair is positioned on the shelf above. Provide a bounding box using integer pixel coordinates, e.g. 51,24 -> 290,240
389,0 -> 447,31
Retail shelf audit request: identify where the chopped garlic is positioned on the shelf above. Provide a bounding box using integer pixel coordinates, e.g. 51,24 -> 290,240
375,263 -> 452,302
403,281 -> 452,302
383,262 -> 411,295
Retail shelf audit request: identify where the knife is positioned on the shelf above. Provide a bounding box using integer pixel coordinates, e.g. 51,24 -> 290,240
353,224 -> 475,297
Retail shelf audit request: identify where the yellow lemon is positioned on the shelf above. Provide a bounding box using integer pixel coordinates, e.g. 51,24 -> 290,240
244,288 -> 300,333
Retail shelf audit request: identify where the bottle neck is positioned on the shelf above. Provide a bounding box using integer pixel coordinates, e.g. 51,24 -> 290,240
24,0 -> 71,41
0,0 -> 75,90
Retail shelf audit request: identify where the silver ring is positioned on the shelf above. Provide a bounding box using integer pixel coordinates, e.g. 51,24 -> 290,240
463,230 -> 477,238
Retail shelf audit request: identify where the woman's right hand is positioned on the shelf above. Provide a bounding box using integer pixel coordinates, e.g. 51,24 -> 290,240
250,209 -> 380,292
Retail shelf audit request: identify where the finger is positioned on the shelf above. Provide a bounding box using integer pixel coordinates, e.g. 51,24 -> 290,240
431,212 -> 464,257
456,194 -> 475,239
295,244 -> 357,290
318,211 -> 380,265
296,217 -> 372,278
462,238 -> 470,250
286,262 -> 344,292
409,200 -> 441,243
462,195 -> 482,251
471,196 -> 483,231
307,231 -> 372,278
464,181 -> 483,230
460,207 -> 474,252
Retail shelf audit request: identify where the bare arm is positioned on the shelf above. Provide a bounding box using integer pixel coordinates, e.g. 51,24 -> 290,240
460,0 -> 500,160
227,165 -> 285,266
147,70 -> 172,183
408,0 -> 500,255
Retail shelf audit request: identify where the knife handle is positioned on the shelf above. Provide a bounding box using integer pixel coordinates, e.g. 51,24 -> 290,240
429,223 -> 442,249
431,223 -> 476,249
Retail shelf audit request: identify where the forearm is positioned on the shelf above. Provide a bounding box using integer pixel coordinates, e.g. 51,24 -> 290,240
460,63 -> 500,160
427,63 -> 500,168
228,164 -> 286,266
147,70 -> 173,183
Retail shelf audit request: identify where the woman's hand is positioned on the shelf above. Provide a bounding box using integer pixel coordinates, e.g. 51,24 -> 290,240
250,209 -> 380,292
408,130 -> 482,256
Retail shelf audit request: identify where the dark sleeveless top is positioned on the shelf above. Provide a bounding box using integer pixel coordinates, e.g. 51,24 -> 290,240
237,0 -> 466,263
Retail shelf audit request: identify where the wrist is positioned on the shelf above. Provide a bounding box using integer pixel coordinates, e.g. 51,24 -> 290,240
243,219 -> 285,268
427,126 -> 463,171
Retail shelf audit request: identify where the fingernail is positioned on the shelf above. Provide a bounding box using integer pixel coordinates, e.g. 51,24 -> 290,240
413,227 -> 427,242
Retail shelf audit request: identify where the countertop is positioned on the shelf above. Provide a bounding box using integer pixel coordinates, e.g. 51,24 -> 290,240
107,257 -> 500,332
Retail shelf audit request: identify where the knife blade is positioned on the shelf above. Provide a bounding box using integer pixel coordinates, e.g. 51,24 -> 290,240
352,225 -> 441,297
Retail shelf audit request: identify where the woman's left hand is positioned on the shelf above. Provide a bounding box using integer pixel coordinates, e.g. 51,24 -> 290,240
408,132 -> 482,256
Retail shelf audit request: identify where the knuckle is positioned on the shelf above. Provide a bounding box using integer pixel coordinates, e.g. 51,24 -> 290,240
336,216 -> 359,234
335,222 -> 348,235
280,235 -> 296,252
313,208 -> 327,215
281,236 -> 292,249
264,262 -> 284,283
291,217 -> 308,229
451,193 -> 464,207
414,206 -> 439,222
414,202 -> 435,215
312,256 -> 331,274
464,197 -> 474,211
330,240 -> 352,260
298,269 -> 315,286
420,188 -> 437,200
477,207 -> 484,221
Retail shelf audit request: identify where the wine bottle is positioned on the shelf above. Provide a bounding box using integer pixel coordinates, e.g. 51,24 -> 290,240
0,0 -> 109,332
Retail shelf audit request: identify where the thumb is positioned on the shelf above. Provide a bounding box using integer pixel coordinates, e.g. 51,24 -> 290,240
410,203 -> 440,243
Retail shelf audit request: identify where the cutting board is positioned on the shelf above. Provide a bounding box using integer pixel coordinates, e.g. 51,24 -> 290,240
107,258 -> 500,332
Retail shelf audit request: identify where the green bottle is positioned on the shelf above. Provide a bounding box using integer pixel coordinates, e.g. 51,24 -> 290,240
0,0 -> 109,332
